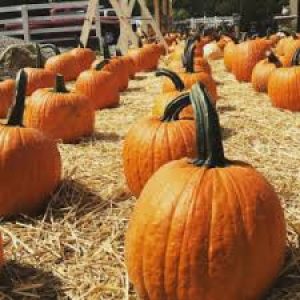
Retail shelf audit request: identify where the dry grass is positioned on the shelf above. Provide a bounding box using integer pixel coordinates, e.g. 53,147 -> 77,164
0,58 -> 299,299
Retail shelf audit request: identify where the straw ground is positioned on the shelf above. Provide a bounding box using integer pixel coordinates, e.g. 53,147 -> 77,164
0,58 -> 299,299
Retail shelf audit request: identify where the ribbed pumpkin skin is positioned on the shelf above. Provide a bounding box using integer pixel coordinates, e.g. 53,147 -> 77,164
70,48 -> 96,73
251,59 -> 277,93
162,73 -> 218,101
0,79 -> 15,118
223,42 -> 236,72
232,40 -> 271,82
152,91 -> 194,119
75,69 -> 120,110
24,68 -> 56,96
268,67 -> 300,111
123,118 -> 196,197
125,159 -> 286,300
24,89 -> 95,143
0,126 -> 61,216
281,40 -> 300,67
45,53 -> 81,81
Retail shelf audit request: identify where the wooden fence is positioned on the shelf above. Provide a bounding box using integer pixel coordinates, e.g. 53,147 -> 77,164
0,1 -> 103,44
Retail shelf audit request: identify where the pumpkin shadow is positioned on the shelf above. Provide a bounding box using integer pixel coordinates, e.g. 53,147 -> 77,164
217,105 -> 236,113
133,75 -> 148,81
221,127 -> 236,140
124,86 -> 145,93
85,131 -> 123,142
265,245 -> 300,299
0,261 -> 66,299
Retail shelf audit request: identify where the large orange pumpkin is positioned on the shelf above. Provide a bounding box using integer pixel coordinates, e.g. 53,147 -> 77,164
223,40 -> 237,72
125,83 -> 286,300
75,60 -> 120,110
0,70 -> 61,217
24,44 -> 56,96
0,79 -> 15,118
24,74 -> 95,143
232,39 -> 272,81
123,93 -> 196,197
268,49 -> 300,111
70,44 -> 96,74
251,51 -> 282,93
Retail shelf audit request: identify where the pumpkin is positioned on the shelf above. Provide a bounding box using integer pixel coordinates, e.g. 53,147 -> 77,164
24,74 -> 95,143
268,49 -> 300,111
275,34 -> 298,56
69,42 -> 96,74
153,69 -> 193,119
45,52 -> 81,82
0,79 -> 15,118
232,39 -> 272,82
123,93 -> 196,197
75,60 -> 120,110
162,46 -> 217,101
116,48 -> 136,79
125,82 -> 286,300
280,39 -> 300,67
0,70 -> 61,217
24,44 -> 56,96
251,51 -> 282,93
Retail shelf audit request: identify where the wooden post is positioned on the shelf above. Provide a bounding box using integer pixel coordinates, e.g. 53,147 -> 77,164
154,0 -> 160,29
162,0 -> 168,33
95,1 -> 102,51
21,5 -> 30,42
290,0 -> 299,30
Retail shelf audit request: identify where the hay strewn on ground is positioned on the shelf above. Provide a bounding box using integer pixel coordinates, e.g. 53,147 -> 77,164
0,58 -> 299,299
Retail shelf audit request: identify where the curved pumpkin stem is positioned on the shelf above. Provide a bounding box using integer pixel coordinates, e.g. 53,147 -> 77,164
161,93 -> 190,122
186,44 -> 195,73
155,69 -> 185,91
266,51 -> 282,68
190,82 -> 229,167
53,74 -> 68,93
95,59 -> 110,71
116,48 -> 122,57
7,69 -> 27,126
291,48 -> 300,66
103,41 -> 111,59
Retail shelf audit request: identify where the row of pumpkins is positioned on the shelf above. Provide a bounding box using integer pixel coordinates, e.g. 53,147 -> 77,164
0,32 -> 288,299
122,35 -> 286,299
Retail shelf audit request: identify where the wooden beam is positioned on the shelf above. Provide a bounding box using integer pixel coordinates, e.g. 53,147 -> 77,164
154,0 -> 160,29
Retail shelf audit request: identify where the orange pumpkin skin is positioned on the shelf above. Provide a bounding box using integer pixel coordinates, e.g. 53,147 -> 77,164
280,40 -> 300,67
0,70 -> 61,217
268,67 -> 300,111
70,47 -> 96,73
45,53 -> 81,81
123,95 -> 196,197
224,41 -> 236,72
24,76 -> 95,143
232,40 -> 271,82
0,79 -> 15,118
125,84 -> 286,300
251,52 -> 282,93
75,68 -> 120,110
162,72 -> 218,102
24,68 -> 56,96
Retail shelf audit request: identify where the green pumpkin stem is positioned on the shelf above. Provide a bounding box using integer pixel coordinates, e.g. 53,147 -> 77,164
190,82 -> 229,168
53,75 -> 68,93
36,44 -> 43,68
155,69 -> 185,92
186,44 -> 195,73
161,93 -> 190,122
266,51 -> 282,68
6,69 -> 27,126
95,59 -> 109,71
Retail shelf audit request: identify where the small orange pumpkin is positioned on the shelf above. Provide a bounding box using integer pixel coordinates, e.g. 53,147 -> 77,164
76,60 -> 120,110
0,79 -> 15,118
70,43 -> 96,74
0,70 -> 61,217
123,93 -> 196,197
251,51 -> 282,93
24,74 -> 95,143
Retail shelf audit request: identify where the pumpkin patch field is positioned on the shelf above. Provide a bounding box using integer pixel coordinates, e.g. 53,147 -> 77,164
0,36 -> 299,299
